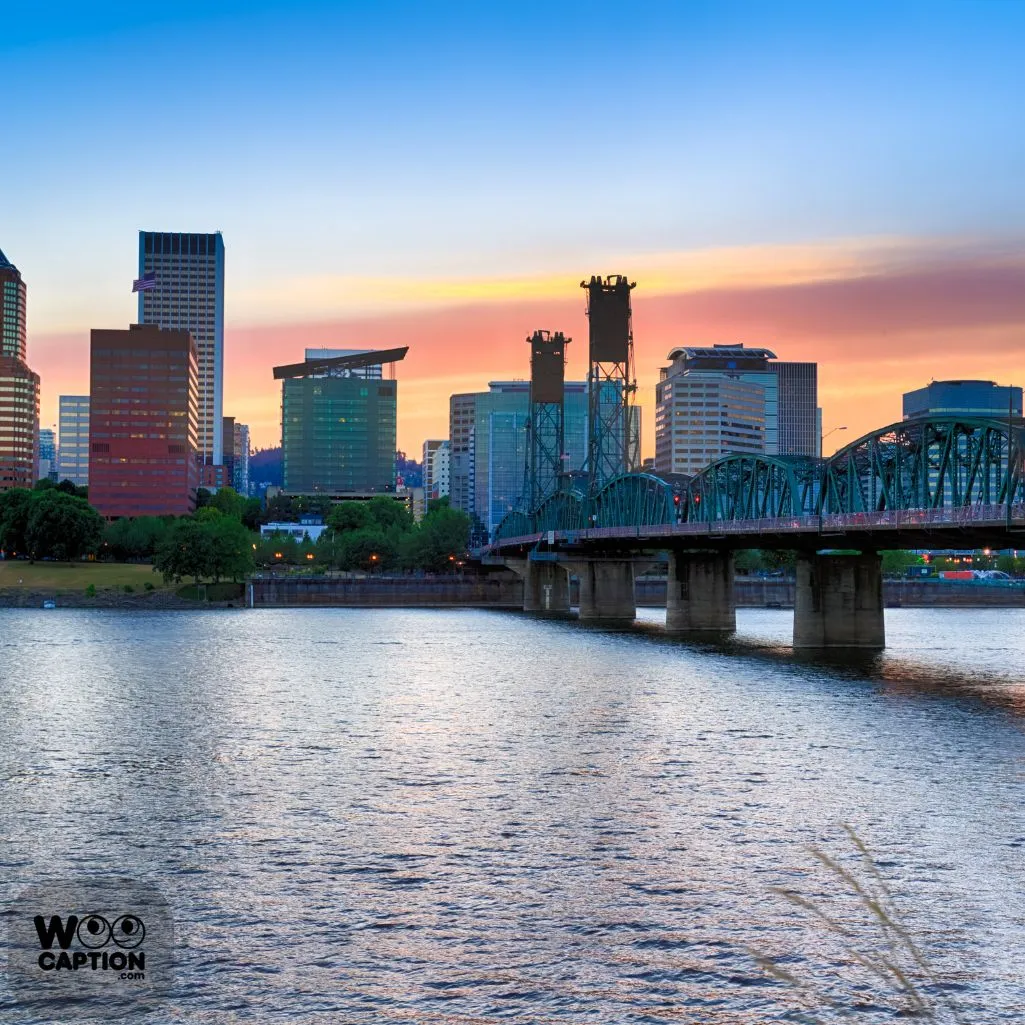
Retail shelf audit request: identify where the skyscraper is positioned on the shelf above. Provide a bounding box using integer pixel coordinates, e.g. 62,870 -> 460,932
422,439 -> 451,501
903,380 -> 1023,419
449,381 -> 593,539
278,349 -> 401,494
0,247 -> 40,492
654,344 -> 819,476
89,324 -> 200,517
57,396 -> 90,486
137,231 -> 225,465
38,428 -> 57,482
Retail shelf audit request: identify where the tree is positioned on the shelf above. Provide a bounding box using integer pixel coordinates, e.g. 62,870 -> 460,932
401,499 -> 471,572
327,501 -> 371,533
339,527 -> 396,571
365,496 -> 411,534
241,497 -> 263,532
210,486 -> 246,521
154,518 -> 216,584
0,488 -> 33,555
207,515 -> 256,582
103,516 -> 170,560
195,487 -> 213,509
24,490 -> 104,561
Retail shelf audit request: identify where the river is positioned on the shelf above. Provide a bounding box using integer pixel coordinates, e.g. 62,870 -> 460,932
1,607 -> 1023,1023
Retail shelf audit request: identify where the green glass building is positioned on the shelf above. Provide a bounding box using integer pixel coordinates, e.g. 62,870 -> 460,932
282,374 -> 397,493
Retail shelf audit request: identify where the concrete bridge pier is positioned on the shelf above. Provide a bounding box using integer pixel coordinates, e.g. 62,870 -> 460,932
523,560 -> 571,614
794,551 -> 885,649
504,558 -> 571,614
666,550 -> 736,635
568,560 -> 638,624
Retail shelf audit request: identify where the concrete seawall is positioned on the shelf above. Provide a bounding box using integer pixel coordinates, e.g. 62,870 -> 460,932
249,575 -> 1025,609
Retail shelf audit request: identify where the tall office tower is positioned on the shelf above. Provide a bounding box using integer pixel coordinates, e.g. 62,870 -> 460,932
221,416 -> 237,488
89,324 -> 199,517
38,428 -> 57,482
0,248 -> 40,492
770,360 -> 819,455
449,381 -> 590,540
422,439 -> 451,501
903,380 -> 1023,419
232,421 -> 250,496
138,231 -> 225,465
57,396 -> 90,486
276,348 -> 404,494
653,344 -> 818,476
654,376 -> 765,476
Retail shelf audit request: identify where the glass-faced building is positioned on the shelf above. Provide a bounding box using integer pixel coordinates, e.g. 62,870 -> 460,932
903,380 -> 1023,420
57,396 -> 90,486
449,381 -> 591,539
138,231 -> 225,466
281,364 -> 397,494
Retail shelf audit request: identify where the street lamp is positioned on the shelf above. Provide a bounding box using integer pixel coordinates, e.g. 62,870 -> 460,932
821,425 -> 848,454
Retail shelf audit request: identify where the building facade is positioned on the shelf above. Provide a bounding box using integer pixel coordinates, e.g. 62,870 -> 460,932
449,381 -> 592,539
137,231 -> 225,466
232,421 -> 250,496
281,355 -> 397,494
0,248 -> 40,492
422,439 -> 451,502
57,396 -> 90,486
38,428 -> 57,482
89,324 -> 200,517
654,344 -> 819,476
654,376 -> 765,476
903,380 -> 1023,419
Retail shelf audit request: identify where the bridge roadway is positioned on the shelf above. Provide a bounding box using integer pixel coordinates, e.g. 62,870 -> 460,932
489,505 -> 1025,650
486,417 -> 1025,648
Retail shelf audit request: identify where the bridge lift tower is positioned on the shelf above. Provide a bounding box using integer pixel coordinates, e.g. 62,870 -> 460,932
581,274 -> 636,494
526,330 -> 569,511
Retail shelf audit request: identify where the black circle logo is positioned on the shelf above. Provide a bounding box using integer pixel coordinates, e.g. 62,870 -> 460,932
111,915 -> 145,949
76,915 -> 111,948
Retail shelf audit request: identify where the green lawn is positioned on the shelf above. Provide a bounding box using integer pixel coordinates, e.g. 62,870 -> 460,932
0,561 -> 164,591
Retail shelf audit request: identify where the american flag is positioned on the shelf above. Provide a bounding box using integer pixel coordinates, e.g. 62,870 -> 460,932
132,271 -> 157,293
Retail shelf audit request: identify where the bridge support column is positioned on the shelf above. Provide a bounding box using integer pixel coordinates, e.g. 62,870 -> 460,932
571,560 -> 636,624
794,552 -> 884,649
523,560 -> 571,614
666,550 -> 736,635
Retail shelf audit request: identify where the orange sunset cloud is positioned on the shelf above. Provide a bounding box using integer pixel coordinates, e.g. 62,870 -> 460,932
29,236 -> 1025,459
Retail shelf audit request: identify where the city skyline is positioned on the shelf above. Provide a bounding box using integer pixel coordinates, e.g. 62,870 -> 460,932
5,1 -> 1025,456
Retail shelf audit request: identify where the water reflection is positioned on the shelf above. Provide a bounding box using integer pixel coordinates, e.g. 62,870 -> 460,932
0,608 -> 1022,1023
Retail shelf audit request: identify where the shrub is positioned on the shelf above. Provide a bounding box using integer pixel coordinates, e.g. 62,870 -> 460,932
84,583 -> 96,597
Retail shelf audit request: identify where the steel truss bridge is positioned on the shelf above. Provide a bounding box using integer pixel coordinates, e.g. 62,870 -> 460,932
489,416 -> 1025,554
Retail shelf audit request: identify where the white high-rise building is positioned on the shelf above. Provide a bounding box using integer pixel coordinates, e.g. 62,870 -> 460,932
138,232 -> 225,465
422,439 -> 451,502
57,395 -> 90,486
654,344 -> 818,477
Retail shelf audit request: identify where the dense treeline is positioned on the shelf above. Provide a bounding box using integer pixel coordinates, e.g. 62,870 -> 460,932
256,496 -> 472,573
0,480 -> 472,584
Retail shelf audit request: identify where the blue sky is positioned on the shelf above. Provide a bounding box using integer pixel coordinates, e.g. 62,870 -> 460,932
3,1 -> 1025,449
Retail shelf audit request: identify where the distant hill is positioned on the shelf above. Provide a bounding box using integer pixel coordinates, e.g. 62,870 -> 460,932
250,446 -> 282,486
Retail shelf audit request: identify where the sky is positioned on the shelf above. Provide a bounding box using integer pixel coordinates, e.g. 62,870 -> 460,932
3,0 -> 1025,457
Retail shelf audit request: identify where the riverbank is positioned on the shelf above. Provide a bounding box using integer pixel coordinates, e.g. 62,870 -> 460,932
249,574 -> 1025,608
